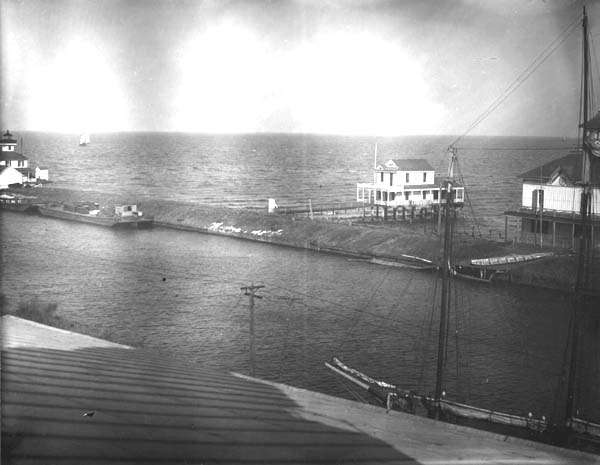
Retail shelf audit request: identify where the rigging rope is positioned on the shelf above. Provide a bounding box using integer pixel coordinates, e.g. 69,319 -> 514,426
449,13 -> 582,149
455,156 -> 482,236
590,27 -> 599,111
417,273 -> 439,393
453,269 -> 461,396
13,238 -> 569,381
338,269 -> 393,353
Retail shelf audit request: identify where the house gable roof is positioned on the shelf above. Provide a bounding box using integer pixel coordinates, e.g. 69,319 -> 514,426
0,165 -> 22,176
519,151 -> 600,184
377,158 -> 434,171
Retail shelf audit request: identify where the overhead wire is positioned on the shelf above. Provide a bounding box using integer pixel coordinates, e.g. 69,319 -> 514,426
5,216 -> 573,390
6,232 -> 568,374
449,13 -> 583,149
338,269 -> 394,354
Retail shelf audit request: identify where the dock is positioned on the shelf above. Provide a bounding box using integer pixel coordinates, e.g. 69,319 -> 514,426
2,315 -> 599,464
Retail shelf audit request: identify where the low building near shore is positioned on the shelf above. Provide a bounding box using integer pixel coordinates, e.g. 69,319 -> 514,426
0,130 -> 49,186
35,166 -> 49,181
356,158 -> 464,216
504,151 -> 600,249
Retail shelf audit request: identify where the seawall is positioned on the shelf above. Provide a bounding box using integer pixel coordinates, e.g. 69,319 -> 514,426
8,186 -> 596,293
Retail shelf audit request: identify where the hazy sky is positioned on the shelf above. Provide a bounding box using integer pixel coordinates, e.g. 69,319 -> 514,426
1,0 -> 599,136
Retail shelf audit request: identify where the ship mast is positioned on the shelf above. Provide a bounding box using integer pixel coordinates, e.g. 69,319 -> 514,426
433,148 -> 457,418
564,5 -> 592,428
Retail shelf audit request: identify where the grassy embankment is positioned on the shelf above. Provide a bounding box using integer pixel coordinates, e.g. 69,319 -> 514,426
12,186 -> 591,292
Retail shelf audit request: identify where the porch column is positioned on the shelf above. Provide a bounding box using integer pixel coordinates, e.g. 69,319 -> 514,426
552,221 -> 556,248
572,223 -> 575,250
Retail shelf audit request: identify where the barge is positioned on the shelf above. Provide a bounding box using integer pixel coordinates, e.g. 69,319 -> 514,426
37,202 -> 153,228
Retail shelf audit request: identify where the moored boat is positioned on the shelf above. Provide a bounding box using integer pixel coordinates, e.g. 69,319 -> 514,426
452,264 -> 507,283
37,202 -> 153,228
326,7 -> 600,451
470,252 -> 554,267
370,256 -> 437,271
325,357 -> 549,436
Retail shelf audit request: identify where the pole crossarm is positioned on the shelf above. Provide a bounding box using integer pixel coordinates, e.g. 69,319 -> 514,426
241,285 -> 265,298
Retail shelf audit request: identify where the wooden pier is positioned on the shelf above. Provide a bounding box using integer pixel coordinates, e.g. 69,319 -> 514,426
2,315 -> 599,464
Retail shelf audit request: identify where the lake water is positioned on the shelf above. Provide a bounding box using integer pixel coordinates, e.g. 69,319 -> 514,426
18,132 -> 579,229
1,132 -> 598,424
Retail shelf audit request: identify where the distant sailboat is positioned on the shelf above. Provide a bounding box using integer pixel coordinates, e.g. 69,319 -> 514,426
79,133 -> 90,146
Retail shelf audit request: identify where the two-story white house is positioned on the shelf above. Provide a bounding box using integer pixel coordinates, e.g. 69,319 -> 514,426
356,158 -> 464,212
504,150 -> 600,249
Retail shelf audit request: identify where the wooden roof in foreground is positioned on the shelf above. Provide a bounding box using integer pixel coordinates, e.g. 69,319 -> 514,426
2,315 -> 598,465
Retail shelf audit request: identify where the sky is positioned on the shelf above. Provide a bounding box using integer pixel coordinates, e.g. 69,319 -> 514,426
1,0 -> 599,136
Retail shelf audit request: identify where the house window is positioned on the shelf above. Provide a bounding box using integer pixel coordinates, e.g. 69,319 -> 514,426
456,190 -> 463,200
422,190 -> 428,199
383,192 -> 388,201
390,192 -> 396,201
405,173 -> 409,183
380,172 -> 384,182
390,173 -> 394,186
532,189 -> 544,210
433,190 -> 439,200
376,191 -> 381,200
423,172 -> 427,183
404,192 -> 410,200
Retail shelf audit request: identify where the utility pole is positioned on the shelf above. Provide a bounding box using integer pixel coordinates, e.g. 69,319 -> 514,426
241,284 -> 264,377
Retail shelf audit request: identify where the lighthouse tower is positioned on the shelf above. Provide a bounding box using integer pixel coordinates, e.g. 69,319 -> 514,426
1,130 -> 18,153
0,130 -> 28,169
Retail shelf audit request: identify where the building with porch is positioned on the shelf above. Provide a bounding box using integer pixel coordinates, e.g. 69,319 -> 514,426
356,158 -> 464,218
504,151 -> 600,249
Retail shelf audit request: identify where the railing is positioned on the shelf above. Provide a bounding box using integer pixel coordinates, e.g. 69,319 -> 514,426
273,201 -> 365,216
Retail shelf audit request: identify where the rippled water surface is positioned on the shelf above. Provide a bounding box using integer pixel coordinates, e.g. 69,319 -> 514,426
2,211 -> 598,422
19,132 -> 578,229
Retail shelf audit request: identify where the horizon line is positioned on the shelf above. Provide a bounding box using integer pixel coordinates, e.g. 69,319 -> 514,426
1,129 -> 581,140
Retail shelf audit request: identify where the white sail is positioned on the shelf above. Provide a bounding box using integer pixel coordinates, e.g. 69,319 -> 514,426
79,133 -> 90,146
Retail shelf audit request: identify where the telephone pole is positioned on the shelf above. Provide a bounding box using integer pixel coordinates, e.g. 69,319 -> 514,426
241,284 -> 264,377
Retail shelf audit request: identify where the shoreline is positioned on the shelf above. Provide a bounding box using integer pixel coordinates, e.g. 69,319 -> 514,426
6,186 -> 593,293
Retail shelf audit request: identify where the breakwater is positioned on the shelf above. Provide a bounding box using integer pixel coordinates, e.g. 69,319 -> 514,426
10,186 -> 593,292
